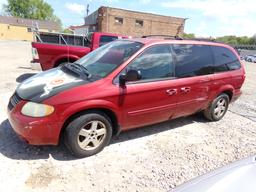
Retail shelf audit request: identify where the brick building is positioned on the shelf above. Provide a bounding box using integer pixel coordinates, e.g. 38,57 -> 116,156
76,6 -> 185,37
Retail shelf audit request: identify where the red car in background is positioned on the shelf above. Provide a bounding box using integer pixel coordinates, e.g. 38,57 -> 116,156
8,37 -> 245,157
32,31 -> 128,71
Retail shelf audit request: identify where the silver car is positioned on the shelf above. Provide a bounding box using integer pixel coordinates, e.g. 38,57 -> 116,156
171,156 -> 256,192
245,55 -> 256,62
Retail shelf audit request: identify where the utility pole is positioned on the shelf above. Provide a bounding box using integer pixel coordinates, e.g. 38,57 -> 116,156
86,4 -> 89,16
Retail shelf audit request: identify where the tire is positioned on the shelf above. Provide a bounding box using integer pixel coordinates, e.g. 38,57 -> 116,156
65,111 -> 113,158
248,59 -> 252,62
203,93 -> 229,121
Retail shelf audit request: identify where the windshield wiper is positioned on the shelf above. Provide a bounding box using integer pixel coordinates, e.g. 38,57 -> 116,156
61,63 -> 91,80
72,63 -> 92,77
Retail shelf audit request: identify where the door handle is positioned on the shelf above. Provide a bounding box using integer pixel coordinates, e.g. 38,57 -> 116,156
166,89 -> 177,96
180,87 -> 191,93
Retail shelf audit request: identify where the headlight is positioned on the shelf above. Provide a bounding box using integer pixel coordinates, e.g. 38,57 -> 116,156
21,102 -> 54,117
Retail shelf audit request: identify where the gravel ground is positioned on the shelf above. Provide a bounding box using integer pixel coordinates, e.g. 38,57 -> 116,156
0,40 -> 255,192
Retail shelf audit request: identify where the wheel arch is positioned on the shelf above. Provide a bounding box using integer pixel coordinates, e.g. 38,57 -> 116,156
221,90 -> 233,101
54,55 -> 79,67
59,107 -> 120,144
215,85 -> 234,102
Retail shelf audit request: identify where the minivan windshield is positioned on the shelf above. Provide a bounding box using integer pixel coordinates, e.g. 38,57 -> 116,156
75,40 -> 143,79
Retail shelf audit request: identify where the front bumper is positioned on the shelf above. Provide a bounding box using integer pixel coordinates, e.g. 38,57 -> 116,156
7,100 -> 62,145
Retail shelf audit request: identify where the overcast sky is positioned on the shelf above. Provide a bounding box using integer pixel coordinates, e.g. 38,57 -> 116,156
1,0 -> 256,37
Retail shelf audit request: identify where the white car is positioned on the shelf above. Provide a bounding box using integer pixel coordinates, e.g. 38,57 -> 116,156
245,55 -> 256,62
171,156 -> 256,192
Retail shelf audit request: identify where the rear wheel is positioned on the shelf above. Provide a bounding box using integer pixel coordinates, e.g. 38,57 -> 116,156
65,112 -> 113,158
203,93 -> 229,121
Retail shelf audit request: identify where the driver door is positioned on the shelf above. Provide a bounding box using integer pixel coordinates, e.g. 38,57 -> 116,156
117,44 -> 179,130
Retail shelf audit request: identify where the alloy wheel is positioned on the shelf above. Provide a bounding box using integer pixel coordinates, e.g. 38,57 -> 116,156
77,121 -> 107,150
214,98 -> 227,118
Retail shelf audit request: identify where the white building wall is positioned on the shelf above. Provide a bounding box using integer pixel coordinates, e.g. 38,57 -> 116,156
73,27 -> 89,35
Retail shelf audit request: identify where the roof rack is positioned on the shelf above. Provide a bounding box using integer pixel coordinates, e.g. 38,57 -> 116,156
141,35 -> 183,40
33,30 -> 90,46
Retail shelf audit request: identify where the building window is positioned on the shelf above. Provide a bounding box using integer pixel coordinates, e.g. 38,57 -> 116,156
135,20 -> 143,27
7,25 -> 10,30
27,27 -> 32,32
115,17 -> 123,24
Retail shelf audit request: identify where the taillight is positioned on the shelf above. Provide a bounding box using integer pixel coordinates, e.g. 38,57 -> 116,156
243,74 -> 246,81
32,47 -> 39,60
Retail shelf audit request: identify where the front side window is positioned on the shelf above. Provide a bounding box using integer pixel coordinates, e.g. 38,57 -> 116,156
75,40 -> 143,79
99,35 -> 118,47
172,44 -> 214,78
212,46 -> 241,72
125,44 -> 174,81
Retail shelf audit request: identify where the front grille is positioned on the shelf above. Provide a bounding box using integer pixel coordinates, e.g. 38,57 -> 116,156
8,93 -> 22,111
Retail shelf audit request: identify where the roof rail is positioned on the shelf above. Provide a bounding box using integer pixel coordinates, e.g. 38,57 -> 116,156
185,38 -> 216,42
141,35 -> 223,44
141,35 -> 183,40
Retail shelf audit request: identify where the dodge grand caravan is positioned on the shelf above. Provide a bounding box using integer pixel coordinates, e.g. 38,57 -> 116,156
8,38 -> 245,157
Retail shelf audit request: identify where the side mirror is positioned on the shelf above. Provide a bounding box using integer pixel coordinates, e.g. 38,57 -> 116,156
119,69 -> 141,86
119,74 -> 126,86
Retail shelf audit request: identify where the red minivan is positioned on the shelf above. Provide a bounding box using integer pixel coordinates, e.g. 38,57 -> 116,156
8,38 -> 245,157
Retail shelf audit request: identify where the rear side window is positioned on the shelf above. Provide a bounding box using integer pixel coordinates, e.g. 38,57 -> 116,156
212,46 -> 241,72
172,44 -> 214,78
99,36 -> 118,46
127,45 -> 174,80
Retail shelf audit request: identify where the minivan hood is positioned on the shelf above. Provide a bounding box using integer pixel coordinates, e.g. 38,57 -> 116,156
16,68 -> 89,102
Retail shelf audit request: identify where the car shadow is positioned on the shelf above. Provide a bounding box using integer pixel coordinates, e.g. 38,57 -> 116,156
112,113 -> 207,144
16,73 -> 37,83
0,114 -> 207,161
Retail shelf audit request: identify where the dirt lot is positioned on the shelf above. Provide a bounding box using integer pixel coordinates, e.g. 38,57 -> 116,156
0,40 -> 255,192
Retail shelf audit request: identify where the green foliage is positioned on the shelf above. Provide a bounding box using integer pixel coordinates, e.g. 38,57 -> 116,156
182,33 -> 195,39
4,0 -> 61,26
216,35 -> 256,45
182,32 -> 256,45
62,28 -> 73,34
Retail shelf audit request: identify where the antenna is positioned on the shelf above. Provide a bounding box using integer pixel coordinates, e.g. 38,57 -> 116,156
86,4 -> 89,16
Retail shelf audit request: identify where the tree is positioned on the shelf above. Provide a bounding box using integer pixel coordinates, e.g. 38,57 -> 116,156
62,28 -> 73,34
215,35 -> 256,45
182,33 -> 195,39
4,0 -> 61,25
249,34 -> 256,45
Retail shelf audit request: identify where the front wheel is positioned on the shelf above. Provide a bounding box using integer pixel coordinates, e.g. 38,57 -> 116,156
203,93 -> 229,121
65,112 -> 113,158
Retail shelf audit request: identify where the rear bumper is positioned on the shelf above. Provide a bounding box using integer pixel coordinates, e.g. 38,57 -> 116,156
7,101 -> 62,145
231,89 -> 242,102
30,60 -> 42,71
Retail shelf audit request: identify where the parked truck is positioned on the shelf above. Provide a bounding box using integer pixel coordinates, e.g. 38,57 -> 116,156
31,31 -> 127,71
